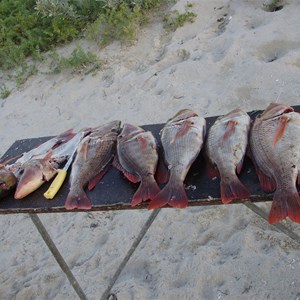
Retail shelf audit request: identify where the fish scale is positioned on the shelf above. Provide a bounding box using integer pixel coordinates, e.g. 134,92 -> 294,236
118,131 -> 157,177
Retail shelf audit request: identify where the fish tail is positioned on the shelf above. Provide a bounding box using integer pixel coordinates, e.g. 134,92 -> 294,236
131,176 -> 160,207
65,188 -> 92,210
220,177 -> 250,204
147,181 -> 188,210
269,188 -> 300,224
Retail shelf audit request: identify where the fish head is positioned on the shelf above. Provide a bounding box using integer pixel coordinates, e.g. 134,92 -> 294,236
118,123 -> 144,141
14,153 -> 58,199
168,109 -> 198,123
0,165 -> 17,198
259,103 -> 294,121
14,161 -> 45,199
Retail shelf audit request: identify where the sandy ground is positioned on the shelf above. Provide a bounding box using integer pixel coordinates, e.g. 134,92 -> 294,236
1,0 -> 300,299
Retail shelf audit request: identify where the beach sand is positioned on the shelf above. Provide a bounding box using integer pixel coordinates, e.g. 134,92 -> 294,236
0,0 -> 300,299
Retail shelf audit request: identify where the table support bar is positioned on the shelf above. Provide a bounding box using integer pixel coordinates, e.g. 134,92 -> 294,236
29,214 -> 88,300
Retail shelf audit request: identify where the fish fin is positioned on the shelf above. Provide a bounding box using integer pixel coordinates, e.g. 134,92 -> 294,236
65,188 -> 92,210
256,168 -> 276,193
236,156 -> 245,175
205,159 -> 220,178
131,176 -> 160,207
80,141 -> 89,161
223,120 -> 237,141
148,181 -> 188,209
88,165 -> 111,190
112,156 -> 140,183
220,177 -> 250,204
269,188 -> 300,224
155,158 -> 169,184
171,120 -> 193,143
273,115 -> 289,147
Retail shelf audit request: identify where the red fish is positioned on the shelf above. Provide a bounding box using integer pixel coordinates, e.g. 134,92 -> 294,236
205,108 -> 250,203
148,109 -> 206,209
250,103 -> 300,224
65,121 -> 121,210
114,123 -> 160,206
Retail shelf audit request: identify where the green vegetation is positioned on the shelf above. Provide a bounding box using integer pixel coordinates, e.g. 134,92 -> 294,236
15,64 -> 38,86
263,0 -> 283,12
163,4 -> 197,31
0,86 -> 11,99
49,46 -> 102,74
0,0 -> 170,70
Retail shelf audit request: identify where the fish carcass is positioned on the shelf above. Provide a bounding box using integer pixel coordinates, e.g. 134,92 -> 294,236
113,123 -> 160,207
250,103 -> 300,224
205,108 -> 250,203
65,121 -> 121,210
148,109 -> 206,209
14,129 -> 88,199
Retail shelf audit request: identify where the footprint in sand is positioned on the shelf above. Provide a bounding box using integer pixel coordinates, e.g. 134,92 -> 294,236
256,40 -> 300,63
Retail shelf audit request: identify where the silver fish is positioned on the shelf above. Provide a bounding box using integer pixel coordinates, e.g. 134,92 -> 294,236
65,121 -> 121,210
148,109 -> 206,209
114,123 -> 160,206
205,108 -> 250,203
250,103 -> 300,224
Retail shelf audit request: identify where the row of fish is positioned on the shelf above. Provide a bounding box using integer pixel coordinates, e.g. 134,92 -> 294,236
1,103 -> 300,224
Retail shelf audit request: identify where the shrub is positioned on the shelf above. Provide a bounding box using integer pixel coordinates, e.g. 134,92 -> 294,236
50,46 -> 102,73
163,6 -> 197,31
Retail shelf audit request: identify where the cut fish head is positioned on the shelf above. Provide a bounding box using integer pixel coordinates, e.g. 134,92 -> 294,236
14,161 -> 45,199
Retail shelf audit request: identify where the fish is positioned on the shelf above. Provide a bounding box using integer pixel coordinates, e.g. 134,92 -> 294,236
205,108 -> 251,203
65,120 -> 121,210
148,109 -> 206,209
14,130 -> 89,199
0,165 -> 17,198
250,102 -> 300,224
113,123 -> 160,207
0,129 -> 75,198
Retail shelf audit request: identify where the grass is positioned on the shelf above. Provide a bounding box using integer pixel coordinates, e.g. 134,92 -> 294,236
0,0 -> 171,70
0,86 -> 11,99
163,4 -> 197,31
1,0 -> 198,88
49,46 -> 102,74
263,0 -> 283,12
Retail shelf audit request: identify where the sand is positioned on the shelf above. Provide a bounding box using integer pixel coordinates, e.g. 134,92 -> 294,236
0,0 -> 300,299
